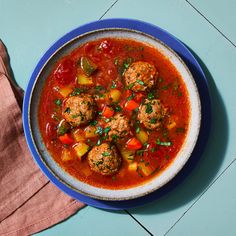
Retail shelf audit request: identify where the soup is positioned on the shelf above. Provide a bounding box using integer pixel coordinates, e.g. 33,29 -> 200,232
38,38 -> 190,189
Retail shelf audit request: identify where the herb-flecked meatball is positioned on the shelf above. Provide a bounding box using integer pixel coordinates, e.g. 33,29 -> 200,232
62,94 -> 96,127
105,113 -> 131,140
88,143 -> 121,175
138,98 -> 166,129
124,61 -> 157,92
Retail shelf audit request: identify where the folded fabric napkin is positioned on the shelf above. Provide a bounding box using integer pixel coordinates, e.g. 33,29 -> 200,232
0,40 -> 85,236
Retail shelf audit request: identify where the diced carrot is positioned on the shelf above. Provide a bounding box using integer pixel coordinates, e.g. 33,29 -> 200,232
125,100 -> 140,111
58,133 -> 74,145
127,138 -> 142,150
102,105 -> 114,118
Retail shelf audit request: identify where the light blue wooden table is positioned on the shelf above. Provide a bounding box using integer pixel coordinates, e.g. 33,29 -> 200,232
1,0 -> 236,235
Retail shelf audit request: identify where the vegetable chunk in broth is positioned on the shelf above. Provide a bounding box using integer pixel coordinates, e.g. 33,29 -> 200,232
38,38 -> 190,189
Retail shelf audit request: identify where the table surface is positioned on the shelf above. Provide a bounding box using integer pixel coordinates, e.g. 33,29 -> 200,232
1,0 -> 236,235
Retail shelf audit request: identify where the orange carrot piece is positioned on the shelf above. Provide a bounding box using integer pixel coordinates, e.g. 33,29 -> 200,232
59,133 -> 74,145
127,138 -> 142,150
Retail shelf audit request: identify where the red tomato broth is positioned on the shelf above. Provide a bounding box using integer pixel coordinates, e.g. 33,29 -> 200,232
38,38 -> 190,189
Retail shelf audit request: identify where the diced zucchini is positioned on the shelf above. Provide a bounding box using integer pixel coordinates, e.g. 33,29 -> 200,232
136,130 -> 148,144
57,119 -> 71,136
138,162 -> 153,176
109,89 -> 121,102
128,162 -> 138,171
74,142 -> 90,160
120,149 -> 135,163
61,148 -> 74,162
77,74 -> 93,85
80,56 -> 97,76
73,129 -> 85,142
84,126 -> 98,138
59,87 -> 73,98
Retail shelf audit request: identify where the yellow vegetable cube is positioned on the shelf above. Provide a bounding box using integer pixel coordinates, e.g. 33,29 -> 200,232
59,87 -> 73,98
138,162 -> 153,176
74,142 -> 89,160
77,74 -> 93,85
136,130 -> 148,144
128,162 -> 138,172
109,89 -> 121,102
84,126 -> 98,138
120,149 -> 135,162
73,129 -> 85,142
167,120 -> 176,130
61,149 -> 74,162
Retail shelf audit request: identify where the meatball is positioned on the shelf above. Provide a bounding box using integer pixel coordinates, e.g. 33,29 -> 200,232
62,94 -> 96,127
105,113 -> 131,140
88,143 -> 121,175
138,99 -> 166,129
124,61 -> 157,92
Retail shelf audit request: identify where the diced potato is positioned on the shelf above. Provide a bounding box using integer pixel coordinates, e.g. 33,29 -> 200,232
74,142 -> 90,160
109,89 -> 121,102
138,162 -> 153,176
61,148 -> 74,162
77,74 -> 93,85
73,129 -> 85,142
59,87 -> 73,98
120,149 -> 135,162
128,162 -> 138,172
136,130 -> 148,144
84,126 -> 98,138
167,120 -> 176,130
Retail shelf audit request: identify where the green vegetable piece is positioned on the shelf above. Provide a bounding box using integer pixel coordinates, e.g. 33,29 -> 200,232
80,56 -> 97,76
156,138 -> 172,146
145,103 -> 153,114
57,120 -> 70,136
147,92 -> 155,100
54,99 -> 62,106
136,79 -> 144,85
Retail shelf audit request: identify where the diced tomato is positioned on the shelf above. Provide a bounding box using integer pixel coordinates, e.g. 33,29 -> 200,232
59,133 -> 74,145
125,100 -> 140,111
102,105 -> 114,118
127,138 -> 142,150
124,90 -> 132,99
135,93 -> 144,102
54,59 -> 76,85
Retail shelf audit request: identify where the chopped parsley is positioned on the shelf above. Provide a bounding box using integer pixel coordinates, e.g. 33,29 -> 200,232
127,82 -> 135,89
70,88 -> 83,96
114,105 -> 122,112
89,120 -> 98,126
150,118 -> 157,124
103,126 -> 111,134
156,138 -> 172,146
95,85 -> 105,91
111,80 -> 117,88
54,99 -> 62,106
127,92 -> 135,101
147,92 -> 155,100
102,152 -> 110,157
145,103 -> 153,114
135,126 -> 141,133
95,126 -> 103,135
136,79 -> 144,85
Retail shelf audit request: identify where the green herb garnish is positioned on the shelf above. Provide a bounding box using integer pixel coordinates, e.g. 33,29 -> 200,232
136,79 -> 144,85
156,138 -> 172,146
145,103 -> 153,114
147,92 -> 155,100
54,99 -> 62,106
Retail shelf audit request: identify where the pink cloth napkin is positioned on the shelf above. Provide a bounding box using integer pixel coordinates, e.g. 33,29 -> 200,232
0,40 -> 85,236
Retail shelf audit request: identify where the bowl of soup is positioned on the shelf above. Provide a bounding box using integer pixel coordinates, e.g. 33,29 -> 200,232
24,28 -> 201,200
